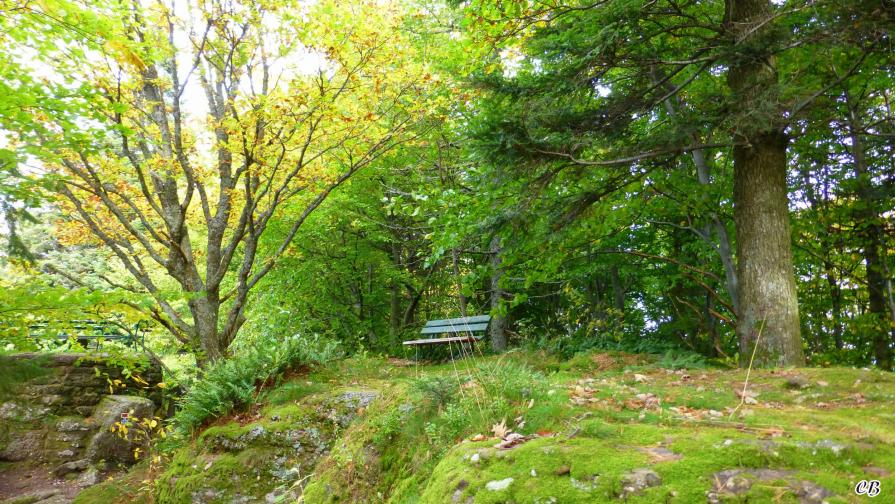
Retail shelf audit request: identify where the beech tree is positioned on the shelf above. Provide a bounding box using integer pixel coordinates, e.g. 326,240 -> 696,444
6,0 -> 436,361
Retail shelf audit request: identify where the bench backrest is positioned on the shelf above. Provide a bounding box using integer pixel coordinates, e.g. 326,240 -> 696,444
421,315 -> 491,336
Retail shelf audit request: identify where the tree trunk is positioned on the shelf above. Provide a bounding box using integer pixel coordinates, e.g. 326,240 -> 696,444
191,298 -> 223,364
489,235 -> 507,352
452,248 -> 468,317
731,133 -> 804,367
847,99 -> 893,369
726,0 -> 805,367
610,265 -> 625,312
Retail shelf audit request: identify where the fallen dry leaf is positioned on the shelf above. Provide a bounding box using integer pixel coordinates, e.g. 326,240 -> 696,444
491,419 -> 509,439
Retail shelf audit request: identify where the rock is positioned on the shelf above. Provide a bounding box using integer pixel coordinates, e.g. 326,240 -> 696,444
469,452 -> 480,463
554,465 -> 571,476
0,431 -> 43,462
77,467 -> 102,488
785,376 -> 809,389
864,465 -> 891,477
191,488 -> 223,504
452,480 -> 469,503
620,468 -> 661,497
639,446 -> 682,462
54,458 -> 89,477
86,395 -> 155,465
245,426 -> 267,442
0,402 -> 49,422
0,402 -> 19,420
338,390 -> 378,409
56,418 -> 90,432
324,391 -> 379,426
791,479 -> 834,503
485,477 -> 514,491
707,468 -> 834,504
570,475 -> 598,492
0,489 -> 62,504
40,395 -> 64,407
264,488 -> 290,504
811,439 -> 848,455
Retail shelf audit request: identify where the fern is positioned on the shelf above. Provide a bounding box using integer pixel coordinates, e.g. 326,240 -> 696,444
174,334 -> 341,434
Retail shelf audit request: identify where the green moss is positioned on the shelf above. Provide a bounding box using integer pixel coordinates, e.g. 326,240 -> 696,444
73,463 -> 152,504
0,355 -> 52,400
155,445 -> 288,503
66,351 -> 895,504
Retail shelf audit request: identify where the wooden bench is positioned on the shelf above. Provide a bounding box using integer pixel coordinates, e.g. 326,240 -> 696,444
29,320 -> 145,350
402,315 -> 491,346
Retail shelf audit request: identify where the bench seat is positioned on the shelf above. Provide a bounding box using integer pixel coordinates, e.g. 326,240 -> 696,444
402,315 -> 491,346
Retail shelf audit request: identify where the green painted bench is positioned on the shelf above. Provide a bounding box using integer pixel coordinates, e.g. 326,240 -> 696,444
29,320 -> 145,350
402,315 -> 491,346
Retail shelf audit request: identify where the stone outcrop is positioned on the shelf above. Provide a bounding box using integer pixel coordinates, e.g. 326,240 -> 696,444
85,395 -> 156,465
0,353 -> 166,473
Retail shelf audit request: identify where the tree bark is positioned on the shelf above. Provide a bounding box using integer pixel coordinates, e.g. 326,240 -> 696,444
489,235 -> 508,352
452,248 -> 469,317
725,0 -> 805,367
847,96 -> 893,369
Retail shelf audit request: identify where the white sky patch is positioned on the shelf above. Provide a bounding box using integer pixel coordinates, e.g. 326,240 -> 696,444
500,47 -> 523,78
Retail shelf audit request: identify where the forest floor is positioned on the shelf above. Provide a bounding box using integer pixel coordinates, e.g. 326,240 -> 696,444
67,350 -> 895,503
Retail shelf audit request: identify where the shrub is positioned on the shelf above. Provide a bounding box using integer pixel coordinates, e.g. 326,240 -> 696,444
408,358 -> 552,449
173,334 -> 341,434
411,375 -> 459,412
658,349 -> 709,370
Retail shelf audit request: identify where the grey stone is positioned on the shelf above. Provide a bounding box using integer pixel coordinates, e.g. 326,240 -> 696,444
56,419 -> 90,432
785,376 -> 809,389
485,477 -> 514,491
0,402 -> 50,422
707,468 -> 834,504
620,468 -> 661,498
864,465 -> 891,477
77,467 -> 102,488
40,395 -> 64,407
338,390 -> 378,409
570,475 -> 599,492
54,458 -> 89,477
0,431 -> 43,462
0,402 -> 19,420
86,395 -> 155,465
0,489 -> 60,504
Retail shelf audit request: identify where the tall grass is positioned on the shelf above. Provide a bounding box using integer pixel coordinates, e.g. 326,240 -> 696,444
174,334 -> 341,434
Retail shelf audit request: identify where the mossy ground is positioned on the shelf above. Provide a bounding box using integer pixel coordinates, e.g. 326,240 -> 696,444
76,350 -> 895,503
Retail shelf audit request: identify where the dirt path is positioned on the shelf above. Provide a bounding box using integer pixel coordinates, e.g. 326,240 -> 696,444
0,466 -> 81,504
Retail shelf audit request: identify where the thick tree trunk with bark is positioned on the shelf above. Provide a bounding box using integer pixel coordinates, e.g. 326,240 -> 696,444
725,0 -> 805,367
731,133 -> 804,366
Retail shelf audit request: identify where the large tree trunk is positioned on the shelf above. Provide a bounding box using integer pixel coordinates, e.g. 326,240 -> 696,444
726,0 -> 805,367
731,133 -> 804,367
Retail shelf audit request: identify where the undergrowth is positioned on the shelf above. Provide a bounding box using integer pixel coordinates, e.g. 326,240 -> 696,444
173,334 -> 341,434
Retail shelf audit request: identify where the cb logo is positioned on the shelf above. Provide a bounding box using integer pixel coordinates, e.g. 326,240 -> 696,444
855,480 -> 881,498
